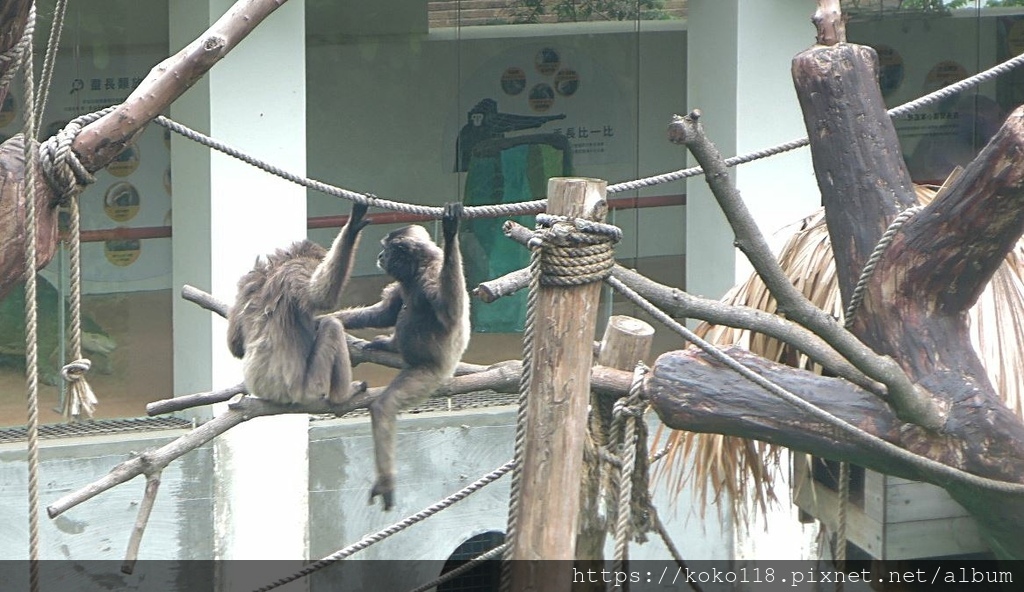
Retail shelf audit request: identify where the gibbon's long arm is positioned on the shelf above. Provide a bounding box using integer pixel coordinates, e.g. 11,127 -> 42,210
306,202 -> 369,312
436,203 -> 468,329
335,284 -> 403,330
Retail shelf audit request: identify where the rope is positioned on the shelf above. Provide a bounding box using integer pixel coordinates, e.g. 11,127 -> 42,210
31,0 -> 69,139
30,47 -> 1021,225
608,49 -> 1024,195
531,215 -> 620,286
612,363 -> 649,571
0,8 -> 32,92
499,245 -> 540,592
836,205 -> 922,580
252,460 -> 514,592
18,5 -> 42,591
843,206 -> 923,326
153,114 -> 544,220
604,275 -> 1024,494
651,508 -> 704,592
38,109 -> 99,202
406,542 -> 508,592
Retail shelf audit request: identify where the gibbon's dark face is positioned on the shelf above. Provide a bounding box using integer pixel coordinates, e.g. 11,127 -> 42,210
377,225 -> 438,282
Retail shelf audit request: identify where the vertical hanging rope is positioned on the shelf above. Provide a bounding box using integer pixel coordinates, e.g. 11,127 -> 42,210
60,191 -> 97,419
18,4 -> 43,591
499,243 -> 540,592
612,362 -> 648,570
32,0 -> 97,420
834,204 -> 920,586
31,0 -> 68,138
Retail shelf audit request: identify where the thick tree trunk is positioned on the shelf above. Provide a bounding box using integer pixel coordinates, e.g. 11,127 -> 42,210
0,136 -> 61,300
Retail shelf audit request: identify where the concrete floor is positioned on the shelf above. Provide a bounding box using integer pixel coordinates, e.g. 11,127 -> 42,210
0,255 -> 686,427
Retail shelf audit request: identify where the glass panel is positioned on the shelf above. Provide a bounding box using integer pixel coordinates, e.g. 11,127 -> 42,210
0,2 -> 172,427
846,1 -> 1019,184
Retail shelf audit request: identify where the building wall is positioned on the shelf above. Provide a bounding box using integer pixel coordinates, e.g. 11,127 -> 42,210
0,407 -> 730,590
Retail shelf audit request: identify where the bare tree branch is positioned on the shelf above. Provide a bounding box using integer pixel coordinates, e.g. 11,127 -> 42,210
668,110 -> 945,430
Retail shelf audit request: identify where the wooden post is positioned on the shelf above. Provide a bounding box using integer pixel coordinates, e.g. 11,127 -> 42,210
509,177 -> 608,590
576,316 -> 655,583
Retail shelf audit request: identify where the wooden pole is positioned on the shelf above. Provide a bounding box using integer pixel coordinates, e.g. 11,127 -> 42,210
509,178 -> 608,590
576,316 -> 654,584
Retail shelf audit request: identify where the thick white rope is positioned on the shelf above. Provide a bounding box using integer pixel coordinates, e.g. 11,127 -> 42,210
18,5 -> 42,591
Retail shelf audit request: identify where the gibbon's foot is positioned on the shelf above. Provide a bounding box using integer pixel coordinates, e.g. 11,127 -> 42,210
370,474 -> 397,511
349,200 -> 371,232
326,380 -> 367,406
363,335 -> 394,352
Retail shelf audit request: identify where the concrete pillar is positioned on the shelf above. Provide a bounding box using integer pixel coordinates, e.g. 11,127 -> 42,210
685,0 -> 821,560
169,0 -> 309,577
685,0 -> 820,297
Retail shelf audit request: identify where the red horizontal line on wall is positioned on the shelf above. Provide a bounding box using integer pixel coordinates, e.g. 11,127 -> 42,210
70,193 -> 686,243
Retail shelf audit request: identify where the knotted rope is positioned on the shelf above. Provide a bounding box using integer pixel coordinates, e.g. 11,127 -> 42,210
499,213 -> 621,591
530,213 -> 621,286
36,80 -> 102,422
611,362 -> 653,572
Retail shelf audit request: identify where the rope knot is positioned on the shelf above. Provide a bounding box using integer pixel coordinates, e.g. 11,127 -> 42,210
60,358 -> 92,382
531,214 -> 621,287
61,358 -> 98,420
39,110 -> 108,204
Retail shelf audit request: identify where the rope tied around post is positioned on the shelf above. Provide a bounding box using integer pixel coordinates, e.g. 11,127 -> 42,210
38,109 -> 104,203
529,213 -> 621,287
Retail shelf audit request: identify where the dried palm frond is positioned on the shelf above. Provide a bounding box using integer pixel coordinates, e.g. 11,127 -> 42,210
655,183 -> 1024,524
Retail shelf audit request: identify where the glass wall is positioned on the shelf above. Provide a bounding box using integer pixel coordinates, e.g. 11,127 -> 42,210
305,1 -> 689,382
846,0 -> 1024,184
0,1 -> 172,427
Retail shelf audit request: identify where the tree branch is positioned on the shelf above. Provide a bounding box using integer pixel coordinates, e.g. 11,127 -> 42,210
812,0 -> 845,46
668,110 -> 945,430
474,246 -> 881,395
891,107 -> 1024,315
72,0 -> 291,172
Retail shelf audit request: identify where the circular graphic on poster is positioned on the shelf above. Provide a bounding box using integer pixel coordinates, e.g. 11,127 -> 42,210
104,181 -> 141,222
873,44 -> 903,97
554,68 -> 580,97
108,142 -> 141,177
1006,20 -> 1024,56
501,67 -> 527,96
528,83 -> 556,112
0,94 -> 17,128
535,48 -> 561,76
924,60 -> 967,93
104,237 -> 141,267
